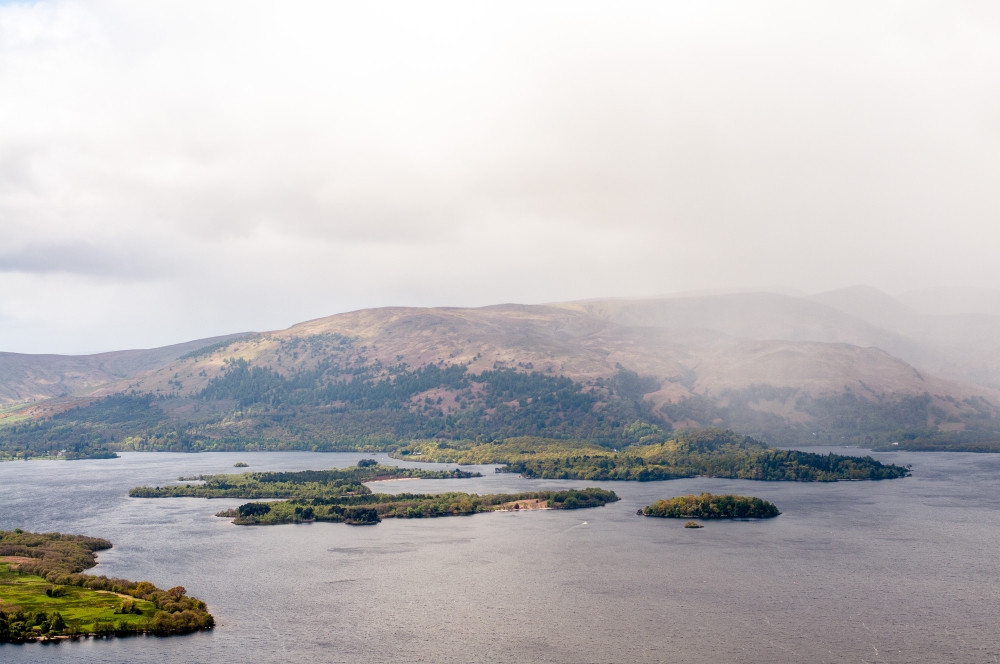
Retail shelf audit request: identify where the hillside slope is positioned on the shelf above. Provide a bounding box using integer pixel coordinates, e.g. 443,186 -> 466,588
0,334 -> 245,406
2,293 -> 999,453
811,286 -> 1000,389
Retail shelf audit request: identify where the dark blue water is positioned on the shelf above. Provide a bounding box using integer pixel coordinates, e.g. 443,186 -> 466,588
1,449 -> 999,663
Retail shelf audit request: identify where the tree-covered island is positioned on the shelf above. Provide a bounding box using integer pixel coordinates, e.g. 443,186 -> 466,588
396,428 -> 910,482
0,530 -> 214,642
130,461 -> 619,525
130,462 -> 481,499
218,487 -> 619,525
641,493 -> 781,519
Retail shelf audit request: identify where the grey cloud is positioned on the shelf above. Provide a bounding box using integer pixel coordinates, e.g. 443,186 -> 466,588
0,241 -> 169,279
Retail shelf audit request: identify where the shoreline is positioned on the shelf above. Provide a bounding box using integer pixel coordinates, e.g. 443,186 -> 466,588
4,626 -> 215,645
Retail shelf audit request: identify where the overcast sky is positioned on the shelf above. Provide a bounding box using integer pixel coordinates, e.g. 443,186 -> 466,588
2,1 -> 999,354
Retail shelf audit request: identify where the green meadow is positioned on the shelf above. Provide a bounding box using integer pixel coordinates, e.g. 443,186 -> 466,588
0,562 -> 155,637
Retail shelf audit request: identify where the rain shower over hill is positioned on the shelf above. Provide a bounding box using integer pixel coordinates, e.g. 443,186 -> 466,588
1,288 -> 999,457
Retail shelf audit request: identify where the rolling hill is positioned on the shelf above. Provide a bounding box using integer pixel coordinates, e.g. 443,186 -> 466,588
2,289 -> 999,456
0,334 -> 244,407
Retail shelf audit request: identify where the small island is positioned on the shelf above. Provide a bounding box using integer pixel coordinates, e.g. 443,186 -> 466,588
641,493 -> 780,519
130,460 -> 619,525
0,530 -> 214,642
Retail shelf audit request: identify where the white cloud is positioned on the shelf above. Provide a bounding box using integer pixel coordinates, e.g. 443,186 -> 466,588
1,0 -> 999,353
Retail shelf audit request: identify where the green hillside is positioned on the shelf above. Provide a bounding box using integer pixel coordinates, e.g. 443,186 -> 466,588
1,351 -> 995,458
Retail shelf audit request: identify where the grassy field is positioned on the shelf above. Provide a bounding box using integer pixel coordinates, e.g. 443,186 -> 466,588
0,562 -> 155,634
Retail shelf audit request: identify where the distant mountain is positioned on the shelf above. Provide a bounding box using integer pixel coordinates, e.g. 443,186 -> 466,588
2,291 -> 999,456
897,286 -> 1000,317
0,334 -> 246,406
811,286 -> 1000,390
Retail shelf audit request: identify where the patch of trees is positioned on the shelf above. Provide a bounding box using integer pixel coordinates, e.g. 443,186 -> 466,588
547,488 -> 620,509
0,608 -> 71,642
238,503 -> 271,517
199,358 -> 288,407
641,493 -> 780,519
0,529 -> 111,573
503,455 -> 683,481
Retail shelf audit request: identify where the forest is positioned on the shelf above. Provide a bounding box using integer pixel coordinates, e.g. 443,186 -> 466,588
3,348 -> 983,460
0,364 -> 655,457
0,530 -> 214,642
641,493 -> 781,519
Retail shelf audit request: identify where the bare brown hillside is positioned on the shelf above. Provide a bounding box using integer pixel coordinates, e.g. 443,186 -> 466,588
91,300 -> 997,427
0,334 -> 244,407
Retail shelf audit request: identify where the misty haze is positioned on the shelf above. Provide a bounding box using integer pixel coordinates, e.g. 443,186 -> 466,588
2,2 -> 999,662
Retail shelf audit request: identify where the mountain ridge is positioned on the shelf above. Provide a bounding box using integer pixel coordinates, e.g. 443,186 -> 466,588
0,334 -> 246,406
2,289 -> 999,452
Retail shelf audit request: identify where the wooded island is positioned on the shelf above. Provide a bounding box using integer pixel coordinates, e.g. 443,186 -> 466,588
641,493 -> 780,519
130,461 -> 619,525
398,428 -> 910,481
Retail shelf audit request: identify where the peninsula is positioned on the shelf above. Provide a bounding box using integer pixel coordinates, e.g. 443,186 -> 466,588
0,530 -> 214,642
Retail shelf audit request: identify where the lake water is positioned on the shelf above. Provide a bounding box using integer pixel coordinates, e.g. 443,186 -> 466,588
1,448 -> 998,663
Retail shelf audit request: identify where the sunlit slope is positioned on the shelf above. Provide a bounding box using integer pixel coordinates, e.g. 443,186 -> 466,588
0,334 -> 244,406
96,301 -> 997,437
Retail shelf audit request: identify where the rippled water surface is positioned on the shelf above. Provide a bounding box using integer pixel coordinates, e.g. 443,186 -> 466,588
1,449 -> 999,663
